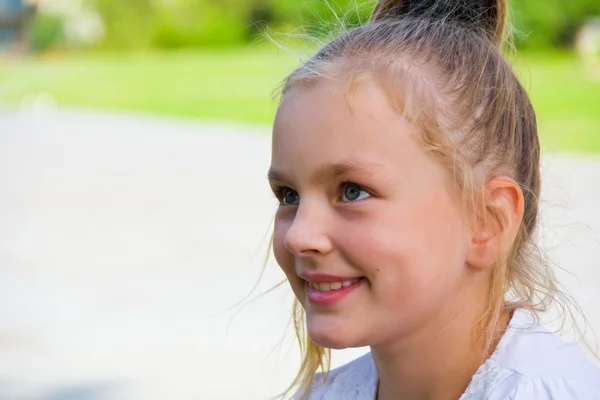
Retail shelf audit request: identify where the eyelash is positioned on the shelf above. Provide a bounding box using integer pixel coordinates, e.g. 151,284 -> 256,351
273,182 -> 371,203
272,185 -> 289,200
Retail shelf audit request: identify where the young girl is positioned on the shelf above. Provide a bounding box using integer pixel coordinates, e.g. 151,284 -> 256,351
267,0 -> 600,399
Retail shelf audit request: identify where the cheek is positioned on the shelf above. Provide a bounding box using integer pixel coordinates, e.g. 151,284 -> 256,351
341,195 -> 468,292
274,217 -> 307,304
415,195 -> 469,269
273,217 -> 295,277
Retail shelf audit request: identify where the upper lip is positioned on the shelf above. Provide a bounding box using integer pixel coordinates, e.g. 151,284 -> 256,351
298,272 -> 363,283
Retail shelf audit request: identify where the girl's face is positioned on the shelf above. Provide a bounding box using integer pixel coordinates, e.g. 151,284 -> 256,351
269,82 -> 477,350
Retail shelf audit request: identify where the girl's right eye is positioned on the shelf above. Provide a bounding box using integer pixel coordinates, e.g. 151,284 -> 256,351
279,187 -> 300,206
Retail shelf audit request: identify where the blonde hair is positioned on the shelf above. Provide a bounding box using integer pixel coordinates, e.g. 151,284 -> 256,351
272,0 -> 582,398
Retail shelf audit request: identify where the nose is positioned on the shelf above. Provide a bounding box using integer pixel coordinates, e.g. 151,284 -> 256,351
283,202 -> 333,257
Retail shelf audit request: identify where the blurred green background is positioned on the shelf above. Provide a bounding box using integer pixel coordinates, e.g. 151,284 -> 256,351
0,0 -> 599,152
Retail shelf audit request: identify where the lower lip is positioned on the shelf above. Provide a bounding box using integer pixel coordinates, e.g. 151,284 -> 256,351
306,279 -> 364,305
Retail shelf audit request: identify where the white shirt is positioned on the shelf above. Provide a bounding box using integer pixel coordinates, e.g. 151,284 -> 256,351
300,309 -> 600,399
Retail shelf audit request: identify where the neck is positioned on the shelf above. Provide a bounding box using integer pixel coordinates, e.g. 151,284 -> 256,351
371,289 -> 511,400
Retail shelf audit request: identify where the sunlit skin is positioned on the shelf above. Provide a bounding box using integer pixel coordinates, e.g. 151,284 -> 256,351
268,80 -> 523,400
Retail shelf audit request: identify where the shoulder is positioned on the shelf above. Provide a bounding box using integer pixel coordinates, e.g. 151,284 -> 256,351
490,376 -> 600,400
485,310 -> 600,400
296,352 -> 378,400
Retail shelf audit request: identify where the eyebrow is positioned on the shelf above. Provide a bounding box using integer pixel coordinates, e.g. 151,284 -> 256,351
267,159 -> 385,184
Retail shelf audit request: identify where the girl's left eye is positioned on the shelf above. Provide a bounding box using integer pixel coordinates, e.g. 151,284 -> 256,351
341,183 -> 371,202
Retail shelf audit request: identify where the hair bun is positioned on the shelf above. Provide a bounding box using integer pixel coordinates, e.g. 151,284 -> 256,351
371,0 -> 507,46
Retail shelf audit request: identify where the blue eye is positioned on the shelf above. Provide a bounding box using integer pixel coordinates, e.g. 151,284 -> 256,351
341,183 -> 370,202
280,187 -> 300,206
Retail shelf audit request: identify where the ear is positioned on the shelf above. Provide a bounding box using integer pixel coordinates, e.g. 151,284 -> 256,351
467,176 -> 525,270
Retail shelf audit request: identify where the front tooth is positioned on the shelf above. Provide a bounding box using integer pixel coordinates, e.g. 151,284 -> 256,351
330,282 -> 342,290
319,282 -> 331,291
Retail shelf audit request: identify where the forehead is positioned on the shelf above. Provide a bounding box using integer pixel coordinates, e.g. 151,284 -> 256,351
271,81 -> 422,174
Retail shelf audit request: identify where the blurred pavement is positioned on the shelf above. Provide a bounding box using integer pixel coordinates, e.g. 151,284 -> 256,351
0,109 -> 598,399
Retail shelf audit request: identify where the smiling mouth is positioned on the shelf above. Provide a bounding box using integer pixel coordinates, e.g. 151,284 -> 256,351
304,277 -> 366,305
307,278 -> 364,292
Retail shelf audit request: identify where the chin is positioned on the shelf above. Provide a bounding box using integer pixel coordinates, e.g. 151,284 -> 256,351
306,316 -> 367,350
309,334 -> 350,350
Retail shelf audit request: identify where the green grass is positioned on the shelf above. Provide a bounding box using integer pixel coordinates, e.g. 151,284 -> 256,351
512,53 -> 600,153
0,47 -> 299,124
0,48 -> 598,153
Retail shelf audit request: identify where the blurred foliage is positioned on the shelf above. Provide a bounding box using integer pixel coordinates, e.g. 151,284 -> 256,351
85,0 -> 155,49
80,0 -> 375,49
510,0 -> 600,49
20,0 -> 600,51
28,13 -> 64,52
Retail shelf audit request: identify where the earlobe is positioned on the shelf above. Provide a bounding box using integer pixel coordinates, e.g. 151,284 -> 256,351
472,229 -> 491,244
468,226 -> 500,269
466,176 -> 524,270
